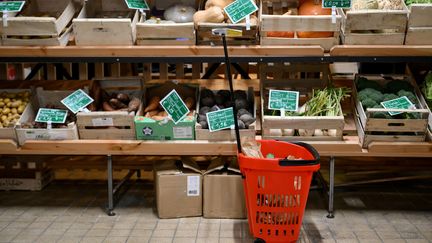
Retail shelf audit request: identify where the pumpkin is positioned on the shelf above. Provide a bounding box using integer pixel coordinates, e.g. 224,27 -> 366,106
193,6 -> 225,24
297,0 -> 333,38
164,4 -> 196,23
266,10 -> 294,38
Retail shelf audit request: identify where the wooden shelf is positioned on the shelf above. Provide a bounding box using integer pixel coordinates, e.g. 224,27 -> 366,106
330,45 -> 432,56
0,137 -> 430,157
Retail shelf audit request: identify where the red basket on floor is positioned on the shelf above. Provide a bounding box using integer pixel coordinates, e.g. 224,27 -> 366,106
238,140 -> 320,243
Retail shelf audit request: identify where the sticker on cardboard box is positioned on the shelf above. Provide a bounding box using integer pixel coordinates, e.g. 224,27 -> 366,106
92,118 -> 114,127
24,131 -> 70,140
173,127 -> 193,139
187,175 -> 200,196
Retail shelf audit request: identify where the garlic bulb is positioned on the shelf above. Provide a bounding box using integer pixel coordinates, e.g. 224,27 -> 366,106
164,4 -> 196,23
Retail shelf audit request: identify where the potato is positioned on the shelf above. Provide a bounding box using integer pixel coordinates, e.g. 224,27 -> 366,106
11,108 -> 17,114
3,98 -> 10,104
0,102 -> 4,107
17,105 -> 25,114
11,100 -> 22,108
1,115 -> 7,122
2,108 -> 10,115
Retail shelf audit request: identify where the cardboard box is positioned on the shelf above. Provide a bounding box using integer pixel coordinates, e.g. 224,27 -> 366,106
135,81 -> 198,140
154,159 -> 203,218
203,158 -> 246,219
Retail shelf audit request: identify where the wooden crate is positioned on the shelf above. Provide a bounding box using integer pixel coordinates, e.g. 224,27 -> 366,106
15,88 -> 82,146
353,74 -> 429,148
72,0 -> 140,46
0,0 -> 81,46
405,4 -> 432,45
260,63 -> 345,141
0,161 -> 53,191
338,5 -> 409,45
0,89 -> 31,142
260,0 -> 341,51
195,87 -> 256,141
77,78 -> 144,140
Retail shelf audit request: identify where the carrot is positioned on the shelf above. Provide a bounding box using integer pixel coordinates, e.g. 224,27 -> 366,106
158,111 -> 167,117
127,97 -> 140,112
144,96 -> 161,112
145,110 -> 159,117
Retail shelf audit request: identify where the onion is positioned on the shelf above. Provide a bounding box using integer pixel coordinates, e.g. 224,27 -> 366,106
164,4 -> 196,23
282,129 -> 295,136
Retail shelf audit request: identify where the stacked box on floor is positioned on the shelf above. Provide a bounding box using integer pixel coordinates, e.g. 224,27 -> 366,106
203,158 -> 246,219
72,0 -> 140,45
338,2 -> 409,45
195,86 -> 256,141
0,0 -> 82,46
135,81 -> 198,141
154,159 -> 203,218
260,63 -> 345,141
136,2 -> 196,45
15,87 -> 87,146
77,78 -> 144,140
353,74 -> 429,148
260,0 -> 341,51
0,160 -> 53,191
405,4 -> 432,45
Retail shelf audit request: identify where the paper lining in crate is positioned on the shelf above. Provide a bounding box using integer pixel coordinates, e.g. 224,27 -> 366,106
136,2 -> 196,45
260,62 -> 345,141
260,0 -> 341,51
405,4 -> 432,45
352,74 -> 429,148
0,0 -> 82,46
77,77 -> 144,140
72,0 -> 140,45
0,89 -> 32,142
0,160 -> 53,191
15,87 -> 85,146
195,87 -> 256,141
195,0 -> 259,45
338,1 -> 409,45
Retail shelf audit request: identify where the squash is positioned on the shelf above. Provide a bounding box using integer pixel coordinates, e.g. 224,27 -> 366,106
297,0 -> 333,38
205,0 -> 234,9
193,6 -> 225,24
164,4 -> 196,23
266,11 -> 294,38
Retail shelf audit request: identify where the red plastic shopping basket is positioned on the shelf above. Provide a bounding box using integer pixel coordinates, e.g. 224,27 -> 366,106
238,140 -> 320,243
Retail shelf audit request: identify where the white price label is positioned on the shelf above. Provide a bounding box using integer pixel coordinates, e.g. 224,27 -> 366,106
187,175 -> 200,197
173,127 -> 193,139
92,118 -> 114,127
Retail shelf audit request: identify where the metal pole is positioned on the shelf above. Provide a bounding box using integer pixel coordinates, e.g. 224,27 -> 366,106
327,156 -> 335,218
222,34 -> 242,153
107,155 -> 115,216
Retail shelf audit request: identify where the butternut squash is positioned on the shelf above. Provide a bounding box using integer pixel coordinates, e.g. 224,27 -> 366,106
193,6 -> 225,24
205,0 -> 234,9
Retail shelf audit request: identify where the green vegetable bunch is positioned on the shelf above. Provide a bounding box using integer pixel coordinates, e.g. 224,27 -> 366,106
300,86 -> 351,117
405,0 -> 432,6
422,71 -> 432,107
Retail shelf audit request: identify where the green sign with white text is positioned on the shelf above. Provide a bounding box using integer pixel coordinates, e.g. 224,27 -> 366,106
206,107 -> 235,132
35,108 -> 67,123
380,96 -> 415,116
0,1 -> 25,12
224,0 -> 258,24
124,0 -> 149,10
268,89 -> 299,111
61,89 -> 94,114
160,90 -> 190,124
322,0 -> 351,8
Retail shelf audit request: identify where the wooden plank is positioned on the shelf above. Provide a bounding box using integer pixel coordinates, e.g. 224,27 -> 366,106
159,63 -> 168,79
1,29 -> 72,46
47,64 -> 56,80
176,64 -> 185,79
95,63 -> 104,78
0,64 -> 7,80
0,46 -> 325,57
192,63 -> 201,79
110,63 -> 121,77
79,63 -> 88,80
142,63 -> 152,82
136,23 -> 195,46
405,28 -> 432,45
407,4 -> 432,27
330,45 -> 432,56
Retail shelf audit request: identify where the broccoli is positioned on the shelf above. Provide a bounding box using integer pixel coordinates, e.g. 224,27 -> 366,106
358,88 -> 383,103
371,104 -> 391,119
422,71 -> 432,106
382,93 -> 399,101
397,90 -> 418,105
361,98 -> 378,109
385,80 -> 414,94
357,77 -> 383,91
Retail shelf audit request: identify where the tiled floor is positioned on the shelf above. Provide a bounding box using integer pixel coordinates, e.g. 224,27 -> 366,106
0,180 -> 431,243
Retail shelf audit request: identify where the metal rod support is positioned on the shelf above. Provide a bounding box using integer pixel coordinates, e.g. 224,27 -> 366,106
107,155 -> 115,216
327,156 -> 335,218
113,170 -> 136,195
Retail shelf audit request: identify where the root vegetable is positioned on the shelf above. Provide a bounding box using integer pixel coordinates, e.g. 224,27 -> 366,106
145,96 -> 161,112
282,129 -> 295,136
145,110 -> 159,117
158,111 -> 168,117
102,102 -> 116,111
117,93 -> 130,104
193,7 -> 224,24
109,98 -> 127,109
127,97 -> 140,113
185,97 -> 195,109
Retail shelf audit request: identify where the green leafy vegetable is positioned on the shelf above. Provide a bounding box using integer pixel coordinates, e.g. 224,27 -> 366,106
405,0 -> 432,6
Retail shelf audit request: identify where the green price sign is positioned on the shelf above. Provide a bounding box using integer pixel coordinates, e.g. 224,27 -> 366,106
322,0 -> 351,8
61,89 -> 94,114
380,96 -> 416,116
35,108 -> 67,124
160,90 -> 190,124
0,1 -> 25,12
224,0 -> 258,24
206,107 -> 235,132
124,0 -> 149,10
268,89 -> 299,111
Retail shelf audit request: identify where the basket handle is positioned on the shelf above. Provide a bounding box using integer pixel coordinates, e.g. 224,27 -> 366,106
278,142 -> 320,166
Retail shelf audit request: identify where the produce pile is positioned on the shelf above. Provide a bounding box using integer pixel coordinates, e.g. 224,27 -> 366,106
351,0 -> 405,10
0,91 -> 30,128
422,72 -> 432,107
21,104 -> 75,129
145,4 -> 196,24
405,0 -> 432,5
100,90 -> 141,113
265,0 -> 334,39
197,89 -> 255,130
356,77 -> 420,119
266,86 -> 350,137
193,0 -> 258,25
143,96 -> 195,121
